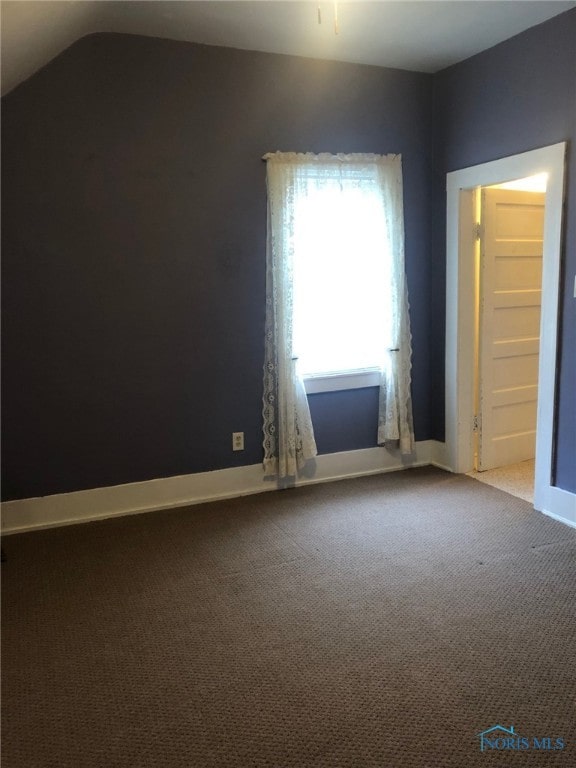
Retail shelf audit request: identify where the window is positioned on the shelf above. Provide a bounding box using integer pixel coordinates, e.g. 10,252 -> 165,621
262,152 -> 414,475
291,167 -> 394,392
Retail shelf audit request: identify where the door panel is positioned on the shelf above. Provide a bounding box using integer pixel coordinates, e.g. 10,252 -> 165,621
493,203 -> 544,239
493,401 -> 538,436
490,432 -> 537,469
493,355 -> 539,390
493,305 -> 541,339
492,383 -> 538,408
478,189 -> 545,471
495,259 -> 542,290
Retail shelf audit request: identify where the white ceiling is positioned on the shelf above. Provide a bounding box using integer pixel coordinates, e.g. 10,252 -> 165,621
2,1 -> 575,95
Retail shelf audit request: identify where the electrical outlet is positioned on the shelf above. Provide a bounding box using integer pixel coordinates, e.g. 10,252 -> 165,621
232,432 -> 244,451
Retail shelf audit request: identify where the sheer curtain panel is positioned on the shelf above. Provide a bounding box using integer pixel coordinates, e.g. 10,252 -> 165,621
262,152 -> 414,480
262,156 -> 318,479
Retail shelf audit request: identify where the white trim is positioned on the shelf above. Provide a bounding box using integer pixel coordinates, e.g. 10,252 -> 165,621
4,439 -> 572,534
1,441 -> 438,535
428,440 -> 451,472
537,486 -> 576,529
445,143 -> 567,518
304,369 -> 380,393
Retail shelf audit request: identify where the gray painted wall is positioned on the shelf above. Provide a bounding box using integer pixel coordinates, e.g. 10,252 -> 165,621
431,8 -> 576,492
3,10 -> 575,501
1,34 -> 432,500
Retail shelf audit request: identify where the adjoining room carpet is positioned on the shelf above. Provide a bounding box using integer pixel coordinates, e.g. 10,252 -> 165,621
2,467 -> 575,767
467,459 -> 535,504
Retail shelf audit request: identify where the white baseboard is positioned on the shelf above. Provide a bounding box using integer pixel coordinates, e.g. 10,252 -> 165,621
428,440 -> 452,472
1,440 -> 440,535
4,440 -> 573,535
537,485 -> 576,529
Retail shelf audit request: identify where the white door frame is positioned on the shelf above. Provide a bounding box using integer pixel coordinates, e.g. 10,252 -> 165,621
445,142 -> 567,515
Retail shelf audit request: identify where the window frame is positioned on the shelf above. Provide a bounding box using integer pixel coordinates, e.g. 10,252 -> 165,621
303,368 -> 381,394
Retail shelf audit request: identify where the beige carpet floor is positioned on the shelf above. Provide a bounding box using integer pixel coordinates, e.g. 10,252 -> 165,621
2,466 -> 575,767
467,459 -> 535,503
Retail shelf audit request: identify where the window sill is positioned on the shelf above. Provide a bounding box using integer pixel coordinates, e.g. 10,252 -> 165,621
303,369 -> 381,394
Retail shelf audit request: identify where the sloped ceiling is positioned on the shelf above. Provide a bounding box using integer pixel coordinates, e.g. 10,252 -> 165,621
2,0 -> 576,95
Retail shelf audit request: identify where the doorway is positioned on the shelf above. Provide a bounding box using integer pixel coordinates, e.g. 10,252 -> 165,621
444,143 -> 566,516
475,180 -> 545,474
466,179 -> 547,503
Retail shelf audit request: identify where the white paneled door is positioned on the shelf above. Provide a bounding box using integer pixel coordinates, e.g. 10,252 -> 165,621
478,188 -> 545,471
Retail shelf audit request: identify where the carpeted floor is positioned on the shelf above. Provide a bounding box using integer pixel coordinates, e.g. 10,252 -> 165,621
2,466 -> 575,767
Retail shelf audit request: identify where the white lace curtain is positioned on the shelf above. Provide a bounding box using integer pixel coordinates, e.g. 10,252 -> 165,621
262,152 -> 414,480
262,156 -> 318,479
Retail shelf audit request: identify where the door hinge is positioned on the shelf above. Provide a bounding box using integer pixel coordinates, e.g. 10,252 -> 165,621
474,222 -> 482,240
473,415 -> 480,432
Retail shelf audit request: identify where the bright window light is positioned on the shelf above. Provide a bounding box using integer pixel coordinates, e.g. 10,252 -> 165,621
292,180 -> 392,377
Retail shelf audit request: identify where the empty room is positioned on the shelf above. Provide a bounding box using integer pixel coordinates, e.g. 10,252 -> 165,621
1,2 -> 575,766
